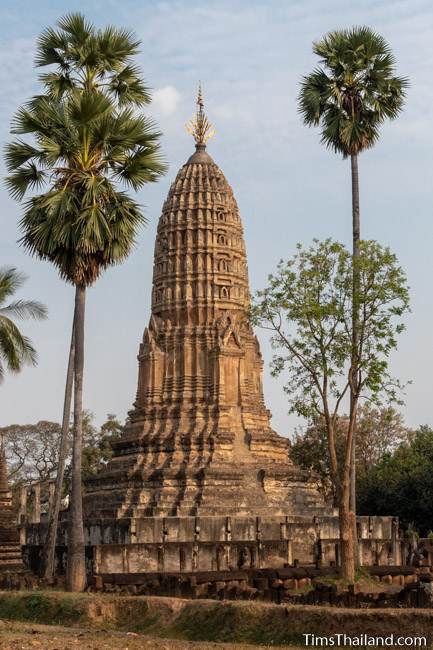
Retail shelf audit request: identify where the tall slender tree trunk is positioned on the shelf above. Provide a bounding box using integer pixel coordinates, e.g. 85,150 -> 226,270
339,492 -> 356,583
66,285 -> 86,592
42,313 -> 75,579
350,153 -> 360,566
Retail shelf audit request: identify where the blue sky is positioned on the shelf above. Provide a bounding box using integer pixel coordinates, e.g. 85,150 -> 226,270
1,0 -> 432,435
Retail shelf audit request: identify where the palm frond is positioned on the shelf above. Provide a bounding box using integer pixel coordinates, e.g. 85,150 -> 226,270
38,72 -> 75,100
5,164 -> 46,201
0,268 -> 26,304
0,317 -> 38,375
35,26 -> 68,68
0,267 -> 45,381
0,322 -> 22,373
57,13 -> 93,44
115,148 -> 167,189
97,25 -> 141,66
11,106 -> 46,135
4,140 -> 43,172
109,65 -> 151,106
68,91 -> 112,126
0,299 -> 48,321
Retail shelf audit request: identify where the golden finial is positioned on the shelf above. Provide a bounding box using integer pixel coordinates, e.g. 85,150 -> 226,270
185,82 -> 216,146
197,81 -> 204,108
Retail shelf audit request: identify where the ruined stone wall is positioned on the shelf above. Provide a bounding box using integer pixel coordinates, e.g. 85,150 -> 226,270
23,514 -> 403,575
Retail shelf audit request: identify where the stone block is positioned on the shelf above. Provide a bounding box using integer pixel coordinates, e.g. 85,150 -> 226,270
199,518 -> 227,542
298,578 -> 311,588
229,518 -> 255,542
381,575 -> 392,584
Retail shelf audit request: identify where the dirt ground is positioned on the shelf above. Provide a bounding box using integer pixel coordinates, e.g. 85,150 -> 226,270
0,620 -> 294,650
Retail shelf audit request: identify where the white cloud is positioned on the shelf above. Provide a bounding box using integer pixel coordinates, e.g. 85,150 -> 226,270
152,85 -> 181,115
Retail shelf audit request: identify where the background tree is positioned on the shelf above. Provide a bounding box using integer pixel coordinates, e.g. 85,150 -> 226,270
2,420 -> 66,525
298,27 -> 407,513
5,12 -> 166,591
0,267 -> 47,383
2,412 -> 122,486
291,405 -> 411,504
291,417 -> 343,505
2,412 -> 121,499
354,404 -> 410,477
1,421 -> 63,484
252,238 -> 409,581
60,411 -> 123,485
81,413 -> 123,481
358,425 -> 433,536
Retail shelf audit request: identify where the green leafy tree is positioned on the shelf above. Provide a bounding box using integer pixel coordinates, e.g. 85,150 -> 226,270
291,405 -> 411,504
358,426 -> 433,536
298,27 -> 408,512
354,404 -> 410,477
56,411 -> 123,486
291,417 -> 343,505
252,239 -> 409,581
0,268 -> 47,382
5,13 -> 166,591
81,412 -> 123,481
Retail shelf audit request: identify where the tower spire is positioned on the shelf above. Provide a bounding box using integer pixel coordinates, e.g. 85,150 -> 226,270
185,82 -> 216,147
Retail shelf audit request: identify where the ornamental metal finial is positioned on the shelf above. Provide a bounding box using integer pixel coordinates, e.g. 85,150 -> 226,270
185,82 -> 216,146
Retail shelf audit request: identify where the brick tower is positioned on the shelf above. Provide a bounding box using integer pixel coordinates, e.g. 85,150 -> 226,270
85,89 -> 329,520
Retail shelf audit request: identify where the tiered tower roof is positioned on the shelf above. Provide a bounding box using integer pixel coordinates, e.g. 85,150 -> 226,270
84,88 -> 330,520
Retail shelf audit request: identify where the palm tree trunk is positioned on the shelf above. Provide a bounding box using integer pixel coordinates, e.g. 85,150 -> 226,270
350,152 -> 360,566
66,285 -> 86,592
42,312 -> 75,579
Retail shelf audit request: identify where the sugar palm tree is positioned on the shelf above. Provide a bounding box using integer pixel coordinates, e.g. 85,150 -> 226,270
5,13 -> 166,591
298,26 -> 407,580
0,267 -> 47,381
